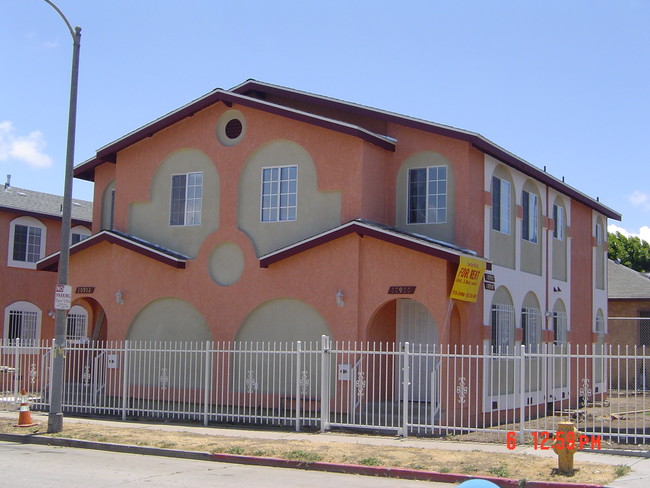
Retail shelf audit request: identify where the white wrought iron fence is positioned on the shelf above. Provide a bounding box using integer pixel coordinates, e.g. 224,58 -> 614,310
1,338 -> 648,445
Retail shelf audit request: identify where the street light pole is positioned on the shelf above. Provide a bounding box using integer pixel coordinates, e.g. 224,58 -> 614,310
41,0 -> 82,434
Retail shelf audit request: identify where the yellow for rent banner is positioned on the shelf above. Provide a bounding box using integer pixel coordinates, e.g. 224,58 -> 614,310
450,256 -> 486,302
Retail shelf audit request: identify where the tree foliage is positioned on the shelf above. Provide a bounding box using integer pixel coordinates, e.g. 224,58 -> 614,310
608,232 -> 650,273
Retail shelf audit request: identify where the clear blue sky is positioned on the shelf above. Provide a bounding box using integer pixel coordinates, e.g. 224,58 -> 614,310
2,0 -> 649,242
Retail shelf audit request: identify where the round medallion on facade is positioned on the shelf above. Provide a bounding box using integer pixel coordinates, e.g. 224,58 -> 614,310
216,110 -> 246,146
208,242 -> 245,286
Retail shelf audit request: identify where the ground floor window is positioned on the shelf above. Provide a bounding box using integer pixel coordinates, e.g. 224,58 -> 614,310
553,311 -> 568,345
522,307 -> 542,352
66,305 -> 88,342
4,302 -> 40,345
491,303 -> 514,353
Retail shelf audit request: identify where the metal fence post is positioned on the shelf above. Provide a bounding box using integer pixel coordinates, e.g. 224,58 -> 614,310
13,339 -> 20,410
203,340 -> 212,427
518,344 -> 526,444
295,341 -> 302,432
400,342 -> 410,437
320,335 -> 330,432
121,340 -> 129,421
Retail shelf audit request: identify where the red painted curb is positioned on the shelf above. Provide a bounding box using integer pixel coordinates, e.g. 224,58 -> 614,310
209,452 -> 604,488
0,433 -> 610,488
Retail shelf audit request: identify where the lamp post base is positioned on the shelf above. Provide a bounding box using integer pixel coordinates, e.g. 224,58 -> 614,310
47,412 -> 63,433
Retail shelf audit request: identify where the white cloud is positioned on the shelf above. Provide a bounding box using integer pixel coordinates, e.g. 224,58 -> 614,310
628,190 -> 650,211
608,224 -> 630,237
640,226 -> 650,244
608,223 -> 650,245
0,121 -> 53,168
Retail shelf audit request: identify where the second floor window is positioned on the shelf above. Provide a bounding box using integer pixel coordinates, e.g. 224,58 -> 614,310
13,224 -> 42,263
71,226 -> 91,245
71,233 -> 89,245
261,165 -> 297,222
492,176 -> 511,234
522,191 -> 538,243
553,204 -> 564,240
170,172 -> 203,226
407,166 -> 447,224
595,222 -> 603,245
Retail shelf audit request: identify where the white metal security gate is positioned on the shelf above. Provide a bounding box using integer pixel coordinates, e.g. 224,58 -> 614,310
1,338 -> 649,445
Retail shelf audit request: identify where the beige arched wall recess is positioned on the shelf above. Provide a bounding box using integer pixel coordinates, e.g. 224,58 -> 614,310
129,148 -> 220,258
233,298 -> 333,395
237,140 -> 341,256
126,298 -> 212,389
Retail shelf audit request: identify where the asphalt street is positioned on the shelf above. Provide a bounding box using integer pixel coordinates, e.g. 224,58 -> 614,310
0,441 -> 452,488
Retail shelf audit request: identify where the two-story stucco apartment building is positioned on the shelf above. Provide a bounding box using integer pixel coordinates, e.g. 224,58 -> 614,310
35,80 -> 619,417
1,180 -> 92,345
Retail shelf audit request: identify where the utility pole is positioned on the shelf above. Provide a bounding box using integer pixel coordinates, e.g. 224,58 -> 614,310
40,0 -> 82,434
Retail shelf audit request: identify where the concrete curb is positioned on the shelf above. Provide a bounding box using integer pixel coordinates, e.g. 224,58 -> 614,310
583,449 -> 650,459
0,432 -> 605,488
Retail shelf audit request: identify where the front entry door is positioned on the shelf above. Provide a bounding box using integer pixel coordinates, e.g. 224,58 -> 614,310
396,299 -> 438,402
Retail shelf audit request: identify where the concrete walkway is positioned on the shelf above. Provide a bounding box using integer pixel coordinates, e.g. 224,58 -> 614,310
1,411 -> 648,488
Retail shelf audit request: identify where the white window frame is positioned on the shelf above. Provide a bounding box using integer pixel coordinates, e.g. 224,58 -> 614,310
407,166 -> 447,224
522,191 -> 538,243
170,172 -> 203,226
553,311 -> 568,345
7,216 -> 46,269
261,165 -> 298,222
595,222 -> 603,245
66,305 -> 89,343
491,303 -> 515,354
492,176 -> 511,234
521,307 -> 542,352
594,309 -> 606,334
71,225 -> 91,245
553,204 -> 564,240
3,301 -> 41,346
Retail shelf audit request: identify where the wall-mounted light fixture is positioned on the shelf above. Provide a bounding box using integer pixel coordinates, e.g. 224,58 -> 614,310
115,290 -> 124,305
335,289 -> 344,308
545,311 -> 553,318
47,310 -> 56,318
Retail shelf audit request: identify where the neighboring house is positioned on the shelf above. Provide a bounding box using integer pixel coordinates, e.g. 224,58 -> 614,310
607,259 -> 650,388
1,180 -> 92,345
36,80 -> 620,418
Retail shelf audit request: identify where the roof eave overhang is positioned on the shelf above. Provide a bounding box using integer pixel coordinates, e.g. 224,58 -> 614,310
0,205 -> 91,225
37,230 -> 187,272
73,89 -> 395,182
233,80 -> 621,221
608,296 -> 650,301
259,221 -> 491,269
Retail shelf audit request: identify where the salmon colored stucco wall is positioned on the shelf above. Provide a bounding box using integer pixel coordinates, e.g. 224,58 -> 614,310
570,201 -> 595,344
92,163 -> 116,233
66,223 -> 474,346
106,103 -> 373,238
360,142 -> 391,224
0,210 -> 67,339
382,123 -> 485,251
74,98 -> 495,345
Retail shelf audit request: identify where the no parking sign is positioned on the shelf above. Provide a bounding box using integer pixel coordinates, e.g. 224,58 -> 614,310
54,284 -> 72,310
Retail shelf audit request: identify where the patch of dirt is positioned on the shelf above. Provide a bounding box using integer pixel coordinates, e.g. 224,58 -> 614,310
0,418 -> 627,485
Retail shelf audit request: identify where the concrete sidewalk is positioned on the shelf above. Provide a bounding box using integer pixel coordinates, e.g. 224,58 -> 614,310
1,412 -> 648,488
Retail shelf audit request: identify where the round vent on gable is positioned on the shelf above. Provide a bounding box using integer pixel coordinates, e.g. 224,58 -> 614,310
216,110 -> 246,146
225,119 -> 243,140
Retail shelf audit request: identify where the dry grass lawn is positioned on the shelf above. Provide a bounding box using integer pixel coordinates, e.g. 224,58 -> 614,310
0,417 -> 629,485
